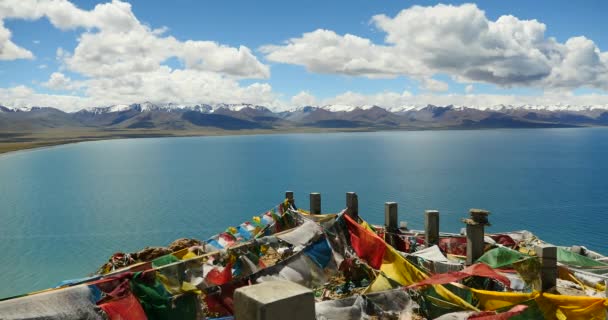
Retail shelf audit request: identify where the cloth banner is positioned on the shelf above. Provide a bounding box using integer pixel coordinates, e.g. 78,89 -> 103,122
0,285 -> 104,320
477,247 -> 528,269
99,292 -> 148,320
343,214 -> 386,269
315,289 -> 412,320
409,263 -> 510,289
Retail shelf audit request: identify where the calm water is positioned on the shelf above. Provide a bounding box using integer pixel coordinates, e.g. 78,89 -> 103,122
1,128 -> 607,298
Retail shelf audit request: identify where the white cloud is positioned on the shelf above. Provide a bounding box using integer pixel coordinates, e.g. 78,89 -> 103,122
82,67 -> 277,106
0,20 -> 34,60
3,1 -> 608,111
280,89 -> 608,109
263,3 -> 608,91
261,29 -> 425,78
1,0 -> 269,78
2,70 -> 281,111
291,91 -> 318,107
43,72 -> 82,90
323,90 -> 413,107
319,91 -> 608,109
38,64 -> 47,69
0,0 -> 273,110
421,78 -> 449,92
0,85 -> 89,111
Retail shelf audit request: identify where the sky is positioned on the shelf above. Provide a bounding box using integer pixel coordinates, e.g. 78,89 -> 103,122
0,0 -> 608,111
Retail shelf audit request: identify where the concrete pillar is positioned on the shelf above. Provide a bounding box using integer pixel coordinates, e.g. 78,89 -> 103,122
234,280 -> 315,320
535,245 -> 557,292
384,202 -> 398,231
384,202 -> 398,247
424,210 -> 440,247
285,191 -> 295,209
466,224 -> 485,265
462,209 -> 490,266
346,192 -> 359,220
310,192 -> 321,215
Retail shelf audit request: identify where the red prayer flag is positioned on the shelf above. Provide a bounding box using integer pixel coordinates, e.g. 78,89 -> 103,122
409,263 -> 510,288
343,214 -> 386,269
99,292 -> 148,320
205,263 -> 233,286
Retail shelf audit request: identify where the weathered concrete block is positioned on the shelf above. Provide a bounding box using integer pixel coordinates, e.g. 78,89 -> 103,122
234,280 -> 315,320
385,202 -> 398,231
346,192 -> 359,220
424,210 -> 440,247
535,245 -> 557,291
310,193 -> 321,215
285,191 -> 294,206
466,224 -> 485,266
384,202 -> 398,247
535,245 -> 557,261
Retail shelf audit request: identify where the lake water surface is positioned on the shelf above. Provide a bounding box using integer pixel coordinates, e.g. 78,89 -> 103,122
1,128 -> 607,298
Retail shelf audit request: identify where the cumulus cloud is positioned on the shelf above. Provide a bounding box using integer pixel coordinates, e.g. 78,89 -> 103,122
3,1 -> 608,111
2,70 -> 280,111
421,78 -> 449,92
299,90 -> 608,109
63,26 -> 269,79
0,0 -> 274,110
263,3 -> 608,91
43,72 -> 82,90
261,29 -> 426,78
0,0 -> 269,79
291,91 -> 318,106
323,90 -> 413,107
83,67 -> 277,106
0,20 -> 34,60
0,85 -> 89,111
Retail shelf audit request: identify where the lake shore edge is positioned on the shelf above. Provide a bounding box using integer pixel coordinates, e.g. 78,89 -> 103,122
0,125 -> 593,156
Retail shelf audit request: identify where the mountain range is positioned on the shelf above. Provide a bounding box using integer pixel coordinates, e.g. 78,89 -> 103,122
3,102 -> 608,132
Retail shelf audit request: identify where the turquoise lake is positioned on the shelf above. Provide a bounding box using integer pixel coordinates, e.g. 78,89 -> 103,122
1,128 -> 607,298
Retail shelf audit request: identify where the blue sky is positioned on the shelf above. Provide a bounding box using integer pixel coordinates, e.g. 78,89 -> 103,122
1,0 -> 607,110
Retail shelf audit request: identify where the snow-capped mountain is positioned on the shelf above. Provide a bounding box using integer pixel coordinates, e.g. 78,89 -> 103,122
80,102 -> 278,114
214,103 -> 272,112
0,106 -> 47,112
82,102 -> 215,114
3,101 -> 608,132
5,101 -> 607,114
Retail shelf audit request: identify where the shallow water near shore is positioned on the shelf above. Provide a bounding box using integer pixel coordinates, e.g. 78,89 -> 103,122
1,128 -> 608,298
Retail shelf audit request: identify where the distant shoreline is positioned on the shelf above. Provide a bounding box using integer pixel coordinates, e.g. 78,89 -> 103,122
0,125 -> 595,157
0,127 -> 375,156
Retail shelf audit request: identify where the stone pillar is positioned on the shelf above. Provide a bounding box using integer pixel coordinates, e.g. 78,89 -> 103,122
424,210 -> 440,247
462,209 -> 490,266
346,192 -> 359,220
234,280 -> 315,320
285,191 -> 295,209
384,202 -> 398,247
310,192 -> 321,215
535,245 -> 557,292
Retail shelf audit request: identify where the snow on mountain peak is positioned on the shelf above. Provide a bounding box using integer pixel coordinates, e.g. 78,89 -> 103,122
7,102 -> 608,115
321,105 -> 359,112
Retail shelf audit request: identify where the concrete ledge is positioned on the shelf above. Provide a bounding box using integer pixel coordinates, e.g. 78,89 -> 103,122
234,280 -> 315,320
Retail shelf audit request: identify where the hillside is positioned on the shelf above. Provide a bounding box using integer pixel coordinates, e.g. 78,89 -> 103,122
2,102 -> 608,154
